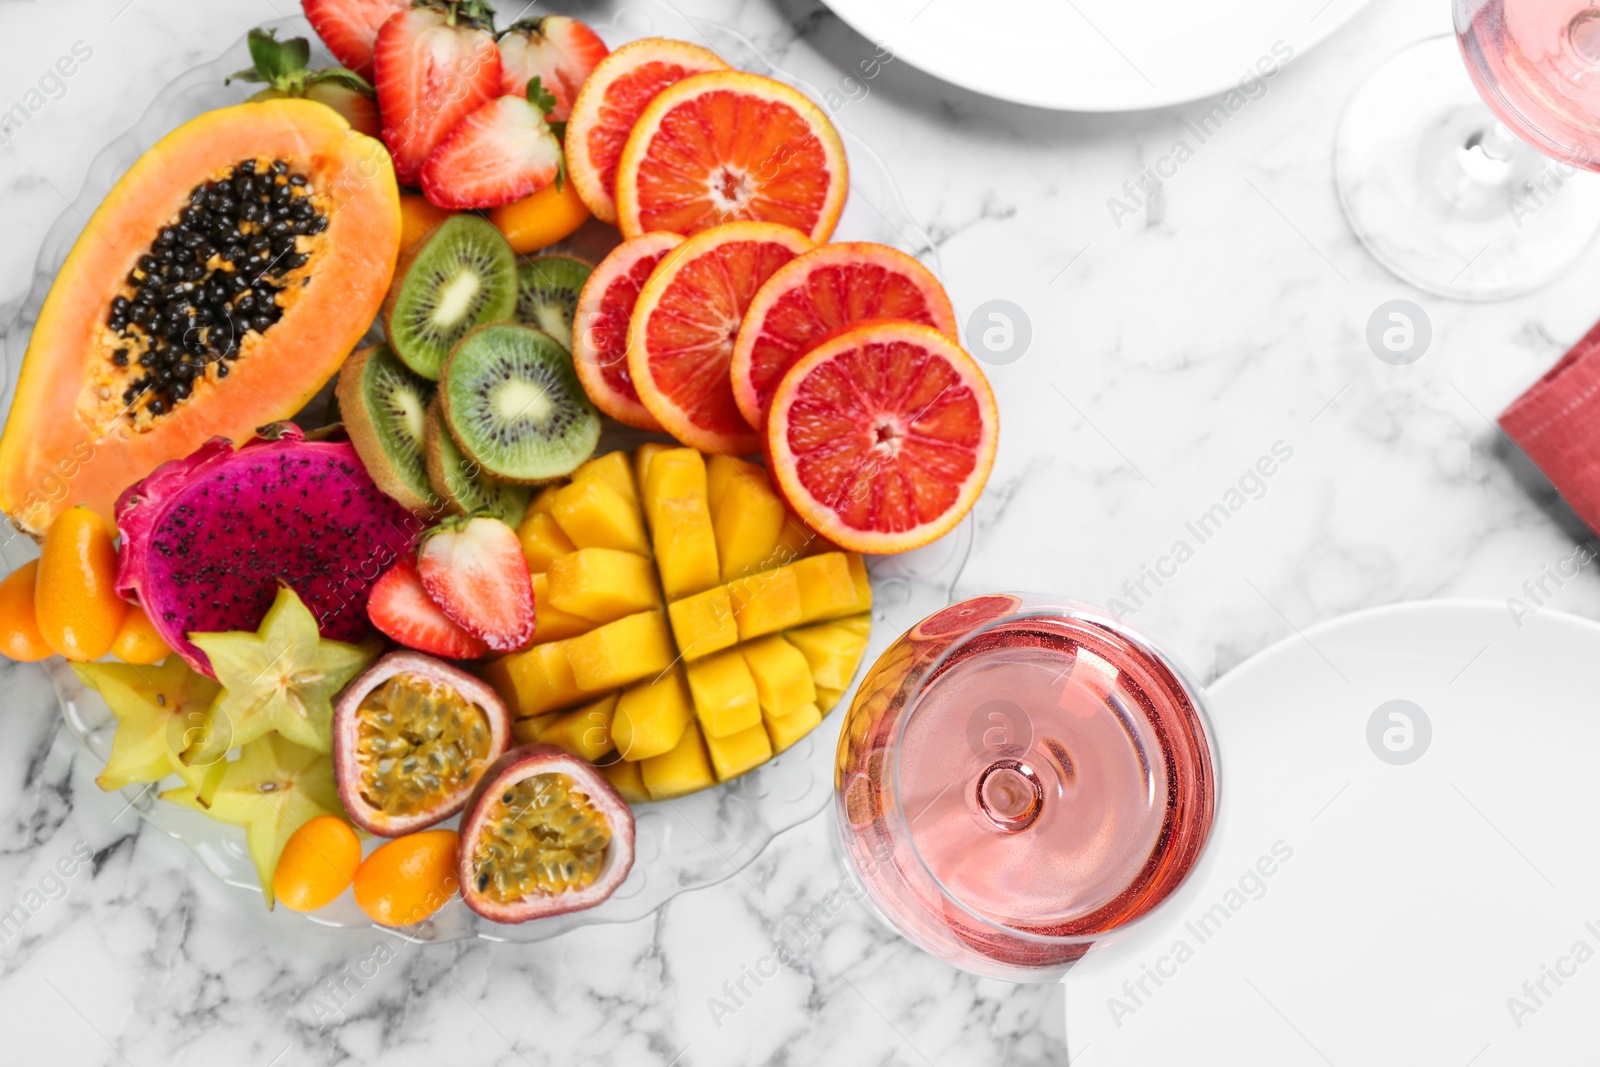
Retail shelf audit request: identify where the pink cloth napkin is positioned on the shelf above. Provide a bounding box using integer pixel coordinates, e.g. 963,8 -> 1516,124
1500,318 -> 1600,532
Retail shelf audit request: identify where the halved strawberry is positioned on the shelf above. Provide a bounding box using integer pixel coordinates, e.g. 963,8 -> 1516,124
302,0 -> 409,79
497,16 -> 609,122
374,1 -> 502,186
417,516 -> 536,652
368,558 -> 489,659
420,89 -> 563,209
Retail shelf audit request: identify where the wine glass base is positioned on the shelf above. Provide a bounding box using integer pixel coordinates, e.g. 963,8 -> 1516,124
1336,35 -> 1600,301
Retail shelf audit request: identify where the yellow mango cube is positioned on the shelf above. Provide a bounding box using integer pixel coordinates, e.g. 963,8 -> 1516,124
530,573 -> 593,643
527,483 -> 565,520
518,512 -> 577,573
511,711 -> 559,745
765,702 -> 822,753
538,694 -> 617,762
731,566 -> 803,640
552,478 -> 649,556
634,443 -> 669,515
613,668 -> 693,761
706,721 -> 773,781
641,721 -> 715,800
815,688 -> 844,715
646,450 -> 720,599
741,635 -> 817,717
480,640 -> 586,717
566,610 -> 674,691
548,547 -> 659,623
667,585 -> 740,660
714,473 -> 787,582
706,454 -> 764,515
762,510 -> 820,570
604,757 -> 650,804
791,553 -> 873,624
785,614 -> 871,689
572,450 -> 638,509
685,649 -> 762,738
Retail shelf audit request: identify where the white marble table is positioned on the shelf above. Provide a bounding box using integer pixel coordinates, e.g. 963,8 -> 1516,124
3,0 -> 1598,1063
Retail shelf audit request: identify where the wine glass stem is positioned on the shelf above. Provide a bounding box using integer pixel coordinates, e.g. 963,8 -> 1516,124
1471,119 -> 1521,164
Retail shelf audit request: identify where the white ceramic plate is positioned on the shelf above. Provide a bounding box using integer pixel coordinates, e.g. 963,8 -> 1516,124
0,3 -> 965,943
821,0 -> 1376,112
1065,600 -> 1600,1063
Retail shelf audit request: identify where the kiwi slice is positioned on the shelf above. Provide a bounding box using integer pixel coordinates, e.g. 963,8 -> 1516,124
337,344 -> 438,512
439,322 -> 600,483
383,214 -> 518,380
423,399 -> 532,525
515,255 -> 593,351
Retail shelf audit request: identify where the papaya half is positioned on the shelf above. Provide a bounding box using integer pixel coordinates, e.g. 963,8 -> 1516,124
0,98 -> 401,536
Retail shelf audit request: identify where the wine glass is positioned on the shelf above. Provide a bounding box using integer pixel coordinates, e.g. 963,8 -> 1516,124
1336,1 -> 1600,300
832,595 -> 1218,981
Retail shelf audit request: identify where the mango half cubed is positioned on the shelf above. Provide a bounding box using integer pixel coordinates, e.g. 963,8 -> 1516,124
784,613 -> 871,689
552,477 -> 650,556
741,635 -> 817,718
537,693 -> 617,762
815,687 -> 845,715
529,573 -> 593,643
604,758 -> 650,804
571,450 -> 638,509
667,585 -> 740,660
480,639 -> 586,718
791,552 -> 872,624
765,703 -> 822,753
730,565 -> 803,641
685,649 -> 762,739
706,721 -> 773,781
714,471 -> 787,583
646,449 -> 720,600
566,609 -> 674,691
641,721 -> 715,800
548,547 -> 659,623
633,443 -> 670,519
518,512 -> 576,573
615,667 -> 693,762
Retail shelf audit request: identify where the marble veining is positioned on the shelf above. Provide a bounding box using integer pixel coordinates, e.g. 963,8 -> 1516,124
3,0 -> 1600,1062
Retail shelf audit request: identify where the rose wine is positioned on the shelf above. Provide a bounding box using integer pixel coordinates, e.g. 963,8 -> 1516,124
835,596 -> 1215,980
1459,0 -> 1600,167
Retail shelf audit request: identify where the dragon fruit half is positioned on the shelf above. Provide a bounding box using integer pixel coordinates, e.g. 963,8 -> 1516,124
115,423 -> 423,678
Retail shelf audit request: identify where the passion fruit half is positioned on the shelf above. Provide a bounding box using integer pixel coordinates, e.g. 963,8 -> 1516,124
458,744 -> 636,923
334,651 -> 512,837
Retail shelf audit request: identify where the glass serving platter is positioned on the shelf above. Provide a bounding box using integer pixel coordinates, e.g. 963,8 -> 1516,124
0,4 -> 969,943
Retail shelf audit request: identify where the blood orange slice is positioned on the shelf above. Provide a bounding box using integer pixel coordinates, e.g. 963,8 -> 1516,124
628,221 -> 814,454
730,242 -> 959,430
614,71 -> 848,242
572,232 -> 683,431
565,38 -> 730,225
766,321 -> 998,555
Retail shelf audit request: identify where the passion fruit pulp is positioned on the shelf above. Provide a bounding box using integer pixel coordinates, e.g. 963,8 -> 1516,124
333,651 -> 512,837
458,744 -> 635,923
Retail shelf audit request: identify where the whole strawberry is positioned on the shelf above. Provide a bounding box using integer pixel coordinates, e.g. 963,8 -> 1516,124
374,0 -> 503,186
417,515 -> 536,652
230,27 -> 381,137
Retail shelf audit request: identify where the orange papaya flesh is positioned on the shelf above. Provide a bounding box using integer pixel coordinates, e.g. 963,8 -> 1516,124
0,99 -> 401,536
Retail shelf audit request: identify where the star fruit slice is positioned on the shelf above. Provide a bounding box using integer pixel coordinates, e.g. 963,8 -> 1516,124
184,586 -> 381,766
73,657 -> 221,793
160,732 -> 342,908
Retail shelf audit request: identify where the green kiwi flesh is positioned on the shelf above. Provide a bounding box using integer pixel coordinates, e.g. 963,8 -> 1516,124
384,215 -> 518,380
515,255 -> 593,351
440,323 -> 600,483
336,344 -> 437,512
423,399 -> 531,525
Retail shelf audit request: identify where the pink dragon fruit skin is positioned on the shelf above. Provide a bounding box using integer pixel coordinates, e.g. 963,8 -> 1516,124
114,423 -> 424,678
